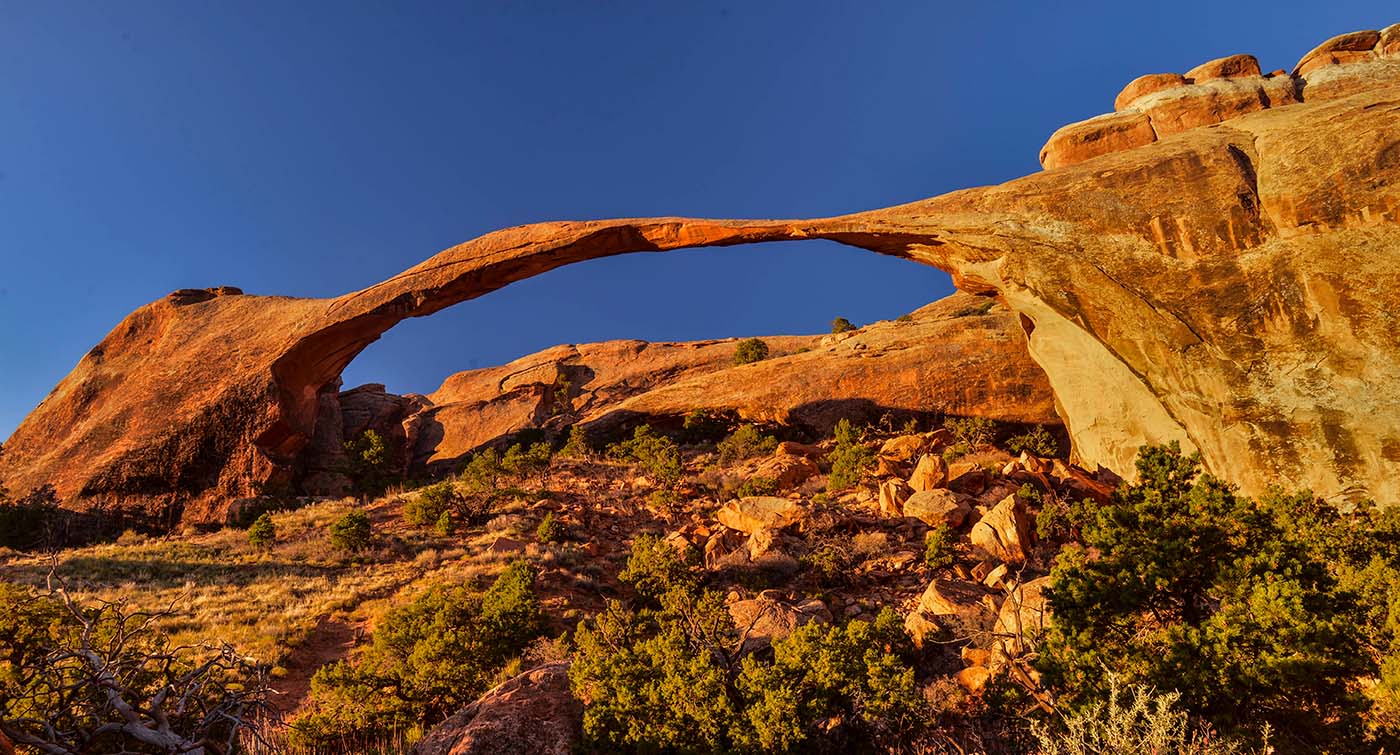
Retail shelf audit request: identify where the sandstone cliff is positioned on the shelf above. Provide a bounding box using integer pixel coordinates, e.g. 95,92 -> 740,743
3,25 -> 1399,519
298,293 -> 1057,494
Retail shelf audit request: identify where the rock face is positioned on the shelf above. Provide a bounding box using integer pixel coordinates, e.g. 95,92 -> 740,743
324,293 -> 1058,481
413,662 -> 580,755
4,26 -> 1400,520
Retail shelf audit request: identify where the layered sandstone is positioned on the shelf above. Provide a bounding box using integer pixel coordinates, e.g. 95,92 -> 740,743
3,25 -> 1399,520
1041,24 -> 1400,168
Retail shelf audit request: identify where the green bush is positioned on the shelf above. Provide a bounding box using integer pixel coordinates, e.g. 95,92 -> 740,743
944,416 -> 997,447
329,510 -> 373,553
292,561 -> 543,747
502,442 -> 552,487
434,509 -> 455,536
803,537 -> 854,586
405,481 -> 459,528
825,419 -> 874,491
941,442 -> 971,464
1039,443 -> 1374,749
1007,425 -> 1059,457
716,424 -> 778,465
682,409 -> 728,443
733,338 -> 770,365
560,425 -> 592,459
247,512 -> 276,549
460,448 -> 503,493
615,426 -> 683,489
736,607 -> 923,751
830,316 -> 857,334
618,533 -> 696,602
343,429 -> 392,495
923,523 -> 956,569
734,476 -> 778,498
536,512 -> 563,543
570,585 -> 923,754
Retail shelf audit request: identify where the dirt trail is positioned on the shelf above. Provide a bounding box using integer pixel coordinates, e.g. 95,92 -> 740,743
272,615 -> 360,715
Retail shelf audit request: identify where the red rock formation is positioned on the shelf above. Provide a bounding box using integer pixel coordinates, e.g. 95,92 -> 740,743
3,25 -> 1399,520
1044,24 -> 1400,168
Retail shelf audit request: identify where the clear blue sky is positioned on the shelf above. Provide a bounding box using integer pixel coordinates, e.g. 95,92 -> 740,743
1,1 -> 1391,440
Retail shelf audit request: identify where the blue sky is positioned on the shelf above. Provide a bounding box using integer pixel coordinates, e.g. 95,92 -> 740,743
1,1 -> 1392,440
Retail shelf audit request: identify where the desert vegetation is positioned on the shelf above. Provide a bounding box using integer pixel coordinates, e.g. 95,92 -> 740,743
3,412 -> 1399,754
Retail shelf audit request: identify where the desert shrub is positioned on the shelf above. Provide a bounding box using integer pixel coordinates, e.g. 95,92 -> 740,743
618,533 -> 696,602
716,424 -> 778,465
560,424 -> 592,459
329,509 -> 373,553
460,448 -> 503,493
826,419 -> 874,491
830,316 -> 857,334
570,585 -> 923,754
1039,443 -> 1372,749
736,607 -> 923,751
343,429 -> 392,495
0,486 -> 63,551
1007,425 -> 1059,457
502,442 -> 553,488
536,512 -> 563,543
1032,676 -> 1258,755
0,583 -> 273,753
405,481 -> 459,528
941,442 -> 971,463
735,476 -> 779,498
682,409 -> 729,443
292,561 -> 543,747
247,512 -> 276,549
1036,496 -> 1073,542
944,416 -> 997,447
615,426 -> 683,489
803,537 -> 854,586
733,337 -> 770,365
924,523 -> 956,569
953,300 -> 995,317
896,313 -> 914,323
433,509 -> 455,536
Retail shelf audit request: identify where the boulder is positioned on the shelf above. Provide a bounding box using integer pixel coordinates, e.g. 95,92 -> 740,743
878,479 -> 912,517
1185,53 -> 1261,81
1039,110 -> 1156,170
730,596 -> 832,653
955,666 -> 994,694
993,577 -> 1054,658
901,489 -> 972,528
1294,29 -> 1381,77
879,435 -> 928,463
907,453 -> 948,492
704,528 -> 748,570
970,495 -> 1034,564
776,440 -> 826,458
904,578 -> 997,648
1113,72 -> 1188,111
413,661 -> 580,755
716,496 -> 804,535
746,452 -> 820,490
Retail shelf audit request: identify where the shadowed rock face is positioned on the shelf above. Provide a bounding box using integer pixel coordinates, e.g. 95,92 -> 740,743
3,25 -> 1400,520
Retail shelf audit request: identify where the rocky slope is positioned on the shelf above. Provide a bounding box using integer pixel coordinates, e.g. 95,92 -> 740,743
3,24 -> 1399,520
298,293 -> 1057,495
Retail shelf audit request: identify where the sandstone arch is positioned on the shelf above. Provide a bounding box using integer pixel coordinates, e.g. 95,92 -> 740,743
5,26 -> 1400,520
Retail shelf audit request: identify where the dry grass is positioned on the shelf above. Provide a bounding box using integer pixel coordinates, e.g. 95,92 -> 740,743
0,496 -> 530,668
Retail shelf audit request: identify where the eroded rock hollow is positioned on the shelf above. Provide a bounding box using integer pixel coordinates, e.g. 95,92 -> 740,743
3,25 -> 1399,521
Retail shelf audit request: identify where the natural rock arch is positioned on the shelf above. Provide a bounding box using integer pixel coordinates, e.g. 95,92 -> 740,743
5,26 -> 1400,520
